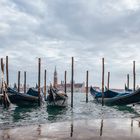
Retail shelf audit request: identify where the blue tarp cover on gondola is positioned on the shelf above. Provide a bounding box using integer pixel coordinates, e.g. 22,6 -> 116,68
27,88 -> 38,97
90,87 -> 130,99
90,86 -> 140,105
90,87 -> 119,98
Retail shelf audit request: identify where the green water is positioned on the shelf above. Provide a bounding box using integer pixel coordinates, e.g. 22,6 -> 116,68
0,93 -> 140,129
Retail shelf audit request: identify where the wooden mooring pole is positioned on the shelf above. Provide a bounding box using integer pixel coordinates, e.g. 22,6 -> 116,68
18,71 -> 20,93
24,71 -> 26,93
133,61 -> 136,91
44,69 -> 47,99
102,58 -> 105,106
1,58 -> 6,107
6,56 -> 9,86
127,74 -> 129,89
1,58 -> 4,82
64,70 -> 67,94
86,70 -> 89,103
38,58 -> 41,106
71,57 -> 74,108
107,72 -> 110,90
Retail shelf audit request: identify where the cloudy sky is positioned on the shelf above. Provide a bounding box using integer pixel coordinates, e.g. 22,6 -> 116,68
0,0 -> 140,88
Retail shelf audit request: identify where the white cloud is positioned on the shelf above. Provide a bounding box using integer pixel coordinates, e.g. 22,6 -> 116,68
122,0 -> 140,10
0,0 -> 140,88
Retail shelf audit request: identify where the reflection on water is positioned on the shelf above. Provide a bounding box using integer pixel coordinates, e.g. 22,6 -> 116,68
139,121 -> 140,127
12,106 -> 37,122
2,119 -> 140,140
131,119 -> 133,127
70,111 -> 74,137
70,123 -> 74,137
47,106 -> 67,122
37,125 -> 41,136
2,130 -> 10,140
131,119 -> 133,135
100,119 -> 103,136
114,105 -> 139,116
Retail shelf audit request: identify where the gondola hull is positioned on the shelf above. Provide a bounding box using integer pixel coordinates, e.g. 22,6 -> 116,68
97,89 -> 140,105
90,87 -> 140,105
6,88 -> 39,107
7,93 -> 38,107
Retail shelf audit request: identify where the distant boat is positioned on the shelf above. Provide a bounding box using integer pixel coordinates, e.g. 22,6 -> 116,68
90,86 -> 140,105
6,87 -> 43,107
46,87 -> 68,107
125,85 -> 133,92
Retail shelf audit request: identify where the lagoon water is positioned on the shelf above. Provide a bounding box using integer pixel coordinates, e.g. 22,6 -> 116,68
0,93 -> 140,140
0,92 -> 140,129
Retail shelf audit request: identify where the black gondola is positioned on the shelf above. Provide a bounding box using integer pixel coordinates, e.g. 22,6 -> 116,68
90,86 -> 140,105
46,87 -> 68,107
6,87 -> 42,107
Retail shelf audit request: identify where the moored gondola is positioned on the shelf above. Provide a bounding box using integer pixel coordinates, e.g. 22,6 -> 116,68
6,87 -> 43,107
46,87 -> 68,107
90,86 -> 140,105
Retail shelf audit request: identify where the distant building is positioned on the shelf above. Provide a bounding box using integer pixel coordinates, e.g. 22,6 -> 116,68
53,66 -> 58,88
52,67 -> 85,93
57,82 -> 85,93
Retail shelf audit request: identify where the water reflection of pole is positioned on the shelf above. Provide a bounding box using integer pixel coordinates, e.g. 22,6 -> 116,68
131,119 -> 133,135
2,129 -> 10,140
37,124 -> 41,136
131,119 -> 133,127
138,122 -> 140,127
70,122 -> 74,137
100,119 -> 104,136
70,111 -> 74,137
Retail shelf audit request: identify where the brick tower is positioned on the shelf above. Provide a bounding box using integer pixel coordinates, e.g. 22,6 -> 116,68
53,66 -> 58,88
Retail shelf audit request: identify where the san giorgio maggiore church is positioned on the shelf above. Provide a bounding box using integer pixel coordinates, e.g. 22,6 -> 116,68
53,67 -> 85,93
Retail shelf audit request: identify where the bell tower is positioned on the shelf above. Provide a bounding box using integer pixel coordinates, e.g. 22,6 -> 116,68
53,66 -> 58,88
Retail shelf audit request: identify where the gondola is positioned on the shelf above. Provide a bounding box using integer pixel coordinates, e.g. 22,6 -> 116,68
90,86 -> 140,105
6,87 -> 42,107
90,87 -> 122,98
46,87 -> 68,107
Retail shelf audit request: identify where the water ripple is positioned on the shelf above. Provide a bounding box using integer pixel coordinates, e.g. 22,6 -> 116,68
0,93 -> 140,129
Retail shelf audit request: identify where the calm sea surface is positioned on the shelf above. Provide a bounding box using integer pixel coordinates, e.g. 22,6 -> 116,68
0,92 -> 140,130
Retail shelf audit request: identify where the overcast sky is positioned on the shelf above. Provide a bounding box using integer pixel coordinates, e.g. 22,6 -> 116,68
0,0 -> 140,88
